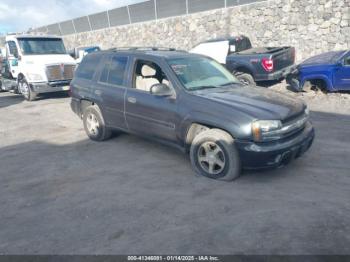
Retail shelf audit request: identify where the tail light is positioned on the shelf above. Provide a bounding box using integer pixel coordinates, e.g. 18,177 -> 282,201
262,58 -> 274,72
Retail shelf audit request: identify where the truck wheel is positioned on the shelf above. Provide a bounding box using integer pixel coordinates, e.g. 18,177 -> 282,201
235,72 -> 256,86
190,129 -> 241,181
302,81 -> 314,92
83,105 -> 112,141
18,79 -> 37,101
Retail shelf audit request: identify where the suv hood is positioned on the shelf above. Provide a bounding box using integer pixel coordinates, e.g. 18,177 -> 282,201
22,54 -> 76,66
194,86 -> 305,121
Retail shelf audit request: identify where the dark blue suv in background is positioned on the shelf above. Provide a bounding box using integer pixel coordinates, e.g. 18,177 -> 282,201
70,48 -> 314,181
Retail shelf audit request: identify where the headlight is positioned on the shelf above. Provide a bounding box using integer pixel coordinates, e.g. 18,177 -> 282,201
251,120 -> 282,142
27,73 -> 43,81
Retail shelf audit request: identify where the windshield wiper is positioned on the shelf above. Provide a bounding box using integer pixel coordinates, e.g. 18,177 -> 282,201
190,85 -> 219,91
219,82 -> 239,87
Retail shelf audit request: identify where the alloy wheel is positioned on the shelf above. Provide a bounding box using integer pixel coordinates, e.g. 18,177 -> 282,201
197,141 -> 226,175
86,113 -> 100,136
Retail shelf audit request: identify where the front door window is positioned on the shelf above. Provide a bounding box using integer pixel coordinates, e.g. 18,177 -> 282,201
133,60 -> 170,93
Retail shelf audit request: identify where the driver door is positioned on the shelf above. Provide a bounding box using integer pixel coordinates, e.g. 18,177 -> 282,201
5,41 -> 20,78
333,54 -> 350,90
125,58 -> 179,143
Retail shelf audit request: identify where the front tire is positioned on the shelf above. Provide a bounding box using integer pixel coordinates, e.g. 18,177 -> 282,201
83,105 -> 112,141
190,129 -> 241,181
18,78 -> 37,101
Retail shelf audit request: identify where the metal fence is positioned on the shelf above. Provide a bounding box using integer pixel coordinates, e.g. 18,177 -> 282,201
31,0 -> 264,36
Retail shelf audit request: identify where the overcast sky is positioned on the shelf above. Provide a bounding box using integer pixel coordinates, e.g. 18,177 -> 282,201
0,0 -> 143,34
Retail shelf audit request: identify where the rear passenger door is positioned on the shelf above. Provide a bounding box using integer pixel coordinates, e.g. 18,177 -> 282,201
94,54 -> 129,129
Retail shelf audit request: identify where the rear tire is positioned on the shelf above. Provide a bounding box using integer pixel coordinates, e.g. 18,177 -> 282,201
83,105 -> 112,141
235,72 -> 256,86
190,129 -> 241,181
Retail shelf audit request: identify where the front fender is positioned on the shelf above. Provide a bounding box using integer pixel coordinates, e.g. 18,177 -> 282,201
179,110 -> 251,143
18,62 -> 48,83
301,74 -> 333,91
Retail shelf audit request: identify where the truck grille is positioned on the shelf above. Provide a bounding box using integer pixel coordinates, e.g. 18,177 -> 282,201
46,64 -> 75,82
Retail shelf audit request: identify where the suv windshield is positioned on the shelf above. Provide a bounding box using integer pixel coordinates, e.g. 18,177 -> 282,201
17,37 -> 66,55
168,56 -> 240,91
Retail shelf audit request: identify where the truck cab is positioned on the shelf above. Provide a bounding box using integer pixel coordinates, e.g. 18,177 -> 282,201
0,34 -> 76,101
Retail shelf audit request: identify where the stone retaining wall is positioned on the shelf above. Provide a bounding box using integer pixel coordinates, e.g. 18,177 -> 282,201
63,0 -> 350,62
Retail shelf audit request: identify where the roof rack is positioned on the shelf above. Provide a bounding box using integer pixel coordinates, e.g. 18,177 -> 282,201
109,47 -> 186,52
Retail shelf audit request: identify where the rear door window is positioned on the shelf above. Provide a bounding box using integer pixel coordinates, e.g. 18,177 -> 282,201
99,55 -> 128,86
75,53 -> 102,80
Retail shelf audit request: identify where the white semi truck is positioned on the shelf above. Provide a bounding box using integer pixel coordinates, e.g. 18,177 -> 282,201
0,34 -> 76,101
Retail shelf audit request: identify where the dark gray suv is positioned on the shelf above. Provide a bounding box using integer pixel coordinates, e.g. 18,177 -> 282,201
70,48 -> 314,181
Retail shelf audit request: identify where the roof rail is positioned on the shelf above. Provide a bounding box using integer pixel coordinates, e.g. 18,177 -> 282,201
109,47 -> 186,52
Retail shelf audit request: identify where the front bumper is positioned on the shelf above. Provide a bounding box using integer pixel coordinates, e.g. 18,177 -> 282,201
236,121 -> 315,169
30,80 -> 71,94
286,68 -> 303,92
256,64 -> 296,81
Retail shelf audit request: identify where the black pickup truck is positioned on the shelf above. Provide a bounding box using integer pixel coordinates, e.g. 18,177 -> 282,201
190,36 -> 296,86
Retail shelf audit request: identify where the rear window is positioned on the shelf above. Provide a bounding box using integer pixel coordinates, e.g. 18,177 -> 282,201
232,38 -> 252,53
75,53 -> 102,80
99,55 -> 128,86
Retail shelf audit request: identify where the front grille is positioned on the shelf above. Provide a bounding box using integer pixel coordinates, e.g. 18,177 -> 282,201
280,113 -> 308,138
262,113 -> 308,141
46,64 -> 75,82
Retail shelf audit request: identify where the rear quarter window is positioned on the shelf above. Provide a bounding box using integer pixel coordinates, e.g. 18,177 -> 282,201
75,53 -> 102,80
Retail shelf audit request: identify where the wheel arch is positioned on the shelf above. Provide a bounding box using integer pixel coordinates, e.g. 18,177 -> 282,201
183,121 -> 237,152
234,66 -> 254,77
80,99 -> 94,115
17,73 -> 27,82
301,75 -> 332,91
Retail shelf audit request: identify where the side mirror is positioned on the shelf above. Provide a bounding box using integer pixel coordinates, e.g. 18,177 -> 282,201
150,83 -> 173,97
11,59 -> 18,66
336,60 -> 343,66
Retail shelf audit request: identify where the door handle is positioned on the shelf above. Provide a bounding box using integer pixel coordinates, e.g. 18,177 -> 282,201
94,90 -> 102,95
127,97 -> 137,103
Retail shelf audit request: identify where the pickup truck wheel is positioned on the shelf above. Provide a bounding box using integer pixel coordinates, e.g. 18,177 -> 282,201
18,79 -> 37,101
83,105 -> 112,141
190,129 -> 241,181
235,73 -> 256,86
